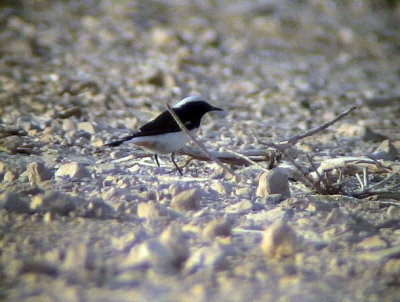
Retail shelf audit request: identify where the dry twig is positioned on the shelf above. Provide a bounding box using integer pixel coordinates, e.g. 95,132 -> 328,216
166,103 -> 237,177
280,106 -> 357,144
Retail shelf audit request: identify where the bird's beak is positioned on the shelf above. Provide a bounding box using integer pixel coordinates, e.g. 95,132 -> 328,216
210,106 -> 226,117
211,106 -> 223,112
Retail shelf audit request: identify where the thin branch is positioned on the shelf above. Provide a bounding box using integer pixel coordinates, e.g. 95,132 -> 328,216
166,103 -> 237,177
368,169 -> 399,191
280,106 -> 357,144
220,147 -> 269,171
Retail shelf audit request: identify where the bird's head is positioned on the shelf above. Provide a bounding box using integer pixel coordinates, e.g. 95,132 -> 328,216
173,96 -> 223,117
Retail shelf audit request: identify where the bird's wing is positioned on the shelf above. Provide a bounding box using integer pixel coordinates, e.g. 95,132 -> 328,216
138,110 -> 194,136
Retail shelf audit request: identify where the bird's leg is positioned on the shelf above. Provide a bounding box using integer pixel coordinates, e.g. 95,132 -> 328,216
153,154 -> 160,167
170,153 -> 183,175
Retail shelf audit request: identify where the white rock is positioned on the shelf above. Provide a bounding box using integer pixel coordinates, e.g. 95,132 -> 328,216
55,162 -> 90,180
256,169 -> 291,198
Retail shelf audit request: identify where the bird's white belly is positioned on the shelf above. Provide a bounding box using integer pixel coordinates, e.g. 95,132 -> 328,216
129,129 -> 197,154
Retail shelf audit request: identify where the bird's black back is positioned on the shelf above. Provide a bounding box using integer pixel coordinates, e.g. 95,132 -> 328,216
137,101 -> 217,136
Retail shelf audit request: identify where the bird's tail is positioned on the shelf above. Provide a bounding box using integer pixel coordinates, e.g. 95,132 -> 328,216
105,133 -> 138,147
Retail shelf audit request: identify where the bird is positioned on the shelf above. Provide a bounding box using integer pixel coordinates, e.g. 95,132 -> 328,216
106,96 -> 223,175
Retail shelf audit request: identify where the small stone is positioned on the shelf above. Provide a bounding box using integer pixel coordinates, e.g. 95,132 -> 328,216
203,218 -> 232,238
84,198 -> 114,219
0,192 -> 31,213
256,169 -> 291,198
183,245 -> 228,274
150,27 -> 175,46
357,235 -> 388,250
261,220 -> 296,260
0,161 -> 6,173
235,187 -> 251,196
27,162 -> 53,183
171,188 -> 201,212
43,211 -> 55,223
211,180 -> 232,195
31,191 -> 79,215
137,202 -> 161,219
55,162 -> 90,180
226,200 -> 253,213
0,135 -> 22,153
62,119 -> 76,132
40,127 -> 55,143
169,183 -> 188,196
370,139 -> 398,160
359,126 -> 387,142
77,122 -> 96,134
57,106 -> 83,119
160,226 -> 189,269
383,258 -> 400,275
146,69 -> 164,87
123,239 -> 176,273
63,243 -> 88,271
4,170 -> 16,182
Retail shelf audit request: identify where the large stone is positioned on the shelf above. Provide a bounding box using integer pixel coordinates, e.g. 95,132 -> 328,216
55,162 -> 90,180
27,161 -> 53,183
256,169 -> 291,199
171,188 -> 201,212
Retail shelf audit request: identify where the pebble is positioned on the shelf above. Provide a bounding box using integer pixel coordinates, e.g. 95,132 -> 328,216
183,245 -> 228,275
0,161 -> 6,173
30,191 -> 79,215
40,127 -> 54,143
4,170 -> 16,182
63,243 -> 88,271
359,126 -> 387,142
169,183 -> 188,196
137,202 -> 162,219
261,220 -> 296,260
123,239 -> 176,273
357,235 -> 388,250
160,226 -> 189,269
211,180 -> 232,195
234,187 -> 251,196
203,218 -> 232,238
0,192 -> 31,213
62,119 -> 76,132
55,162 -> 90,180
171,188 -> 201,212
57,106 -> 83,119
26,161 -> 53,183
256,169 -> 291,199
226,200 -> 253,214
0,135 -> 22,153
150,27 -> 175,46
84,198 -> 114,219
78,122 -> 96,134
370,139 -> 398,161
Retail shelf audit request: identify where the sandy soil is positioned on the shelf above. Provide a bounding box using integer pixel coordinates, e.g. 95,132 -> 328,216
1,1 -> 400,301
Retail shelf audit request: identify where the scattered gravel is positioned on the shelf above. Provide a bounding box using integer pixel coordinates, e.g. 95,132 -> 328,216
1,0 -> 400,301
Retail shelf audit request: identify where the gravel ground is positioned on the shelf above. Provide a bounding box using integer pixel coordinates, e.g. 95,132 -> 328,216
1,1 -> 400,301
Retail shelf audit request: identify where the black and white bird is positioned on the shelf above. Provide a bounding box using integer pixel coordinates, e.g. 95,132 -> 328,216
106,96 -> 223,175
